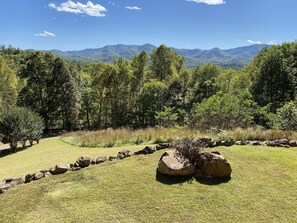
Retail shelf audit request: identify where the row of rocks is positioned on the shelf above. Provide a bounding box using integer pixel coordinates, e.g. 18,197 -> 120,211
0,143 -> 170,194
201,138 -> 297,148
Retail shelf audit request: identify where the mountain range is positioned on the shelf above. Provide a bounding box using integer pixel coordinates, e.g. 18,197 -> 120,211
49,43 -> 270,68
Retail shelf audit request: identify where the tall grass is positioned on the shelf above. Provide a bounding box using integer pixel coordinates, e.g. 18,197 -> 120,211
61,127 -> 213,147
219,126 -> 297,141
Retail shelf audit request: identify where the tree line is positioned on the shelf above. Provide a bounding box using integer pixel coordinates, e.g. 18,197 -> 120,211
1,42 -> 297,142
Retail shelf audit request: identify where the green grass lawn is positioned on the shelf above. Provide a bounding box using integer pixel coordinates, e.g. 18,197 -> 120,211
0,137 -> 152,180
0,137 -> 297,222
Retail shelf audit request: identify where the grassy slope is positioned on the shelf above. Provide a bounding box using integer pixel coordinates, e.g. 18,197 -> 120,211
0,138 -> 297,222
0,137 -> 151,180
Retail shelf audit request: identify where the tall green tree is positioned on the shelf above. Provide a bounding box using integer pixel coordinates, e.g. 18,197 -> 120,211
250,45 -> 294,112
48,58 -> 81,130
150,45 -> 184,81
0,55 -> 18,109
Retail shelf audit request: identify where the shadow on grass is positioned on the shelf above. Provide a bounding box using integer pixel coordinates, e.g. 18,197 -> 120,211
194,176 -> 231,185
155,170 -> 194,185
156,169 -> 231,186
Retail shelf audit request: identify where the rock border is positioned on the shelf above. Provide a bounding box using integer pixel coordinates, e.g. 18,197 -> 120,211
1,138 -> 296,194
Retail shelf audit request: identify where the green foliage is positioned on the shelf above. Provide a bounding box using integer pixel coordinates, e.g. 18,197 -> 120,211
18,52 -> 81,130
249,43 -> 297,112
155,106 -> 178,127
0,107 -> 44,152
274,100 -> 297,130
150,44 -> 184,81
0,55 -> 18,108
192,90 -> 256,130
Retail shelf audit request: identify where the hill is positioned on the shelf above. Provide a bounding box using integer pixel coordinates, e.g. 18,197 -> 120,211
0,137 -> 297,222
49,44 -> 270,68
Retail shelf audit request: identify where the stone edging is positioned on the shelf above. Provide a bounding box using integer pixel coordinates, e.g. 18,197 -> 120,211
0,143 -> 170,194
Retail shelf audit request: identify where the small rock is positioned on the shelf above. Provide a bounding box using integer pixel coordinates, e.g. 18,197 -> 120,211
49,164 -> 70,175
33,172 -> 45,180
5,177 -> 25,186
134,146 -> 156,155
25,173 -> 35,183
108,156 -> 118,161
95,156 -> 108,164
278,139 -> 289,145
249,141 -> 261,146
267,141 -> 278,147
156,143 -> 171,150
91,159 -> 96,165
117,150 -> 133,159
71,167 -> 81,171
76,156 -> 91,168
40,169 -> 49,174
289,140 -> 297,147
223,139 -> 236,147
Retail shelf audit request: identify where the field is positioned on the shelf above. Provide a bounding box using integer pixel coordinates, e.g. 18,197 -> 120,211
0,137 -> 297,222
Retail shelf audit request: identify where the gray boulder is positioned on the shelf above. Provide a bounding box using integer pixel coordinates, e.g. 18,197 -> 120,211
49,164 -> 70,175
76,156 -> 91,168
158,150 -> 195,176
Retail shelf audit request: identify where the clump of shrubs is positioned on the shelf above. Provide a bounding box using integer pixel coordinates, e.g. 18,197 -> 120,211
173,138 -> 206,165
0,107 -> 44,152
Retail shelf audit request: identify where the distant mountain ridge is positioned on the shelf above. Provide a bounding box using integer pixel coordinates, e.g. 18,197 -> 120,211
49,43 -> 270,68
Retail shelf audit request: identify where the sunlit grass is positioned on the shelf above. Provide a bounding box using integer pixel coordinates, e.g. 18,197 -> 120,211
0,138 -> 296,223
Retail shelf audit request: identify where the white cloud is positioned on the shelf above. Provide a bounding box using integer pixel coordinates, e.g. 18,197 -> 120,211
49,1 -> 107,17
187,0 -> 226,5
247,40 -> 262,45
35,31 -> 56,37
267,40 -> 280,45
126,6 -> 141,10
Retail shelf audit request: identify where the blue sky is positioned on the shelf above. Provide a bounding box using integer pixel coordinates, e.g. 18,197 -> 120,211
0,0 -> 297,50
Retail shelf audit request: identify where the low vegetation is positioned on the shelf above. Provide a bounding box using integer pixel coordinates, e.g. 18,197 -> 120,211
61,127 -> 210,147
219,126 -> 297,141
0,137 -> 297,222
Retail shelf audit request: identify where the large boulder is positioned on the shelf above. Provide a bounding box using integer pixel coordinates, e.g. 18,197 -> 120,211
196,152 -> 232,178
157,150 -> 195,176
49,164 -> 70,175
76,156 -> 91,168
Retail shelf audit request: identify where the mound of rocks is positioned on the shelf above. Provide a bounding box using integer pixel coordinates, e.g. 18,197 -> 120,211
158,150 -> 232,179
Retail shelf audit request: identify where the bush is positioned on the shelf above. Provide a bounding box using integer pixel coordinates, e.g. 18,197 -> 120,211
0,107 -> 44,152
191,90 -> 257,130
173,138 -> 205,165
274,101 -> 297,130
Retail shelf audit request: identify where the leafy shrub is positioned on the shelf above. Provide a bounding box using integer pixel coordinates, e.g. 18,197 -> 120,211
0,107 -> 44,152
191,90 -> 257,130
274,101 -> 297,130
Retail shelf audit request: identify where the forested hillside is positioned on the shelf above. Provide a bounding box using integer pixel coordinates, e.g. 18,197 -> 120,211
1,42 -> 297,133
48,44 -> 269,68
